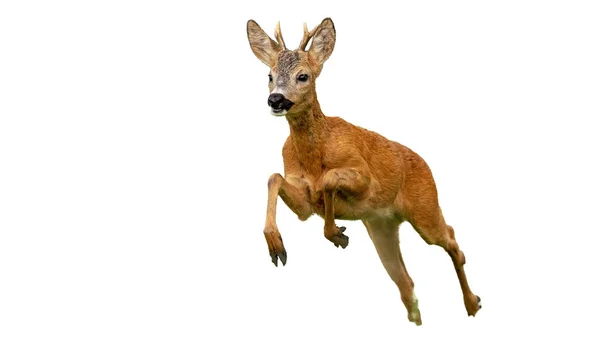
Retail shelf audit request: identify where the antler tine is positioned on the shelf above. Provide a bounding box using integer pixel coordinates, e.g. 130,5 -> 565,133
298,22 -> 318,51
274,21 -> 287,50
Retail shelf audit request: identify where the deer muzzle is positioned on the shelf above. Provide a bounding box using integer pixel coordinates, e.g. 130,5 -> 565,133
268,93 -> 294,116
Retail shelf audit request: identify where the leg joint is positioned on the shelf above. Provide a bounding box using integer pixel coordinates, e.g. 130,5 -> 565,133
267,173 -> 283,189
322,168 -> 370,195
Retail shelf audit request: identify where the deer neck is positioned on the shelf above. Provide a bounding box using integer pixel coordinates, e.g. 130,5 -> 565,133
286,98 -> 329,175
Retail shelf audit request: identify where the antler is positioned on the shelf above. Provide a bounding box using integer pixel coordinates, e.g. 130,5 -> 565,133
298,22 -> 318,51
274,21 -> 287,50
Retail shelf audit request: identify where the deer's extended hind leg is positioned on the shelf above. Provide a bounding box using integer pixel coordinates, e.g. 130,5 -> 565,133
409,208 -> 481,316
322,168 -> 370,248
265,173 -> 312,266
364,219 -> 422,326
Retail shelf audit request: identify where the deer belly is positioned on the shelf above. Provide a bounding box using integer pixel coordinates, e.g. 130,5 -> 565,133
312,190 -> 369,221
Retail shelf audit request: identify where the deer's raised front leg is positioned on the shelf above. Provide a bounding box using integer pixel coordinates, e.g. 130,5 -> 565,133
265,173 -> 312,266
322,168 -> 370,248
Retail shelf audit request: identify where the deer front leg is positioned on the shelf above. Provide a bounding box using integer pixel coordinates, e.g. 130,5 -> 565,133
322,168 -> 370,248
265,173 -> 312,267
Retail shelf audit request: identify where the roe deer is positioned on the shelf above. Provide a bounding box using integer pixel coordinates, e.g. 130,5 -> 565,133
247,18 -> 481,325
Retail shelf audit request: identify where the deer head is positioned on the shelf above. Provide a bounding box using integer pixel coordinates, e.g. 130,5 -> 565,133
247,18 -> 336,117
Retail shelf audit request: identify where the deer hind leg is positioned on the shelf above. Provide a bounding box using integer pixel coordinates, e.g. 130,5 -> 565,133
265,173 -> 312,267
364,219 -> 422,326
322,168 -> 370,248
409,206 -> 481,317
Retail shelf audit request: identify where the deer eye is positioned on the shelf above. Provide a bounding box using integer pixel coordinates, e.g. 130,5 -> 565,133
268,74 -> 273,83
297,74 -> 309,82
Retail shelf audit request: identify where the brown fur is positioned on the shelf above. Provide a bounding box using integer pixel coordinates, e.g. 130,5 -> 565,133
248,18 -> 481,325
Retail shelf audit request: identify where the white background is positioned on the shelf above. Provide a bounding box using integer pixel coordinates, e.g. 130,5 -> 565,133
1,1 -> 599,336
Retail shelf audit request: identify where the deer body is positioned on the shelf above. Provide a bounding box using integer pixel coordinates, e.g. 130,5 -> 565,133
248,18 -> 481,326
284,114 -> 414,220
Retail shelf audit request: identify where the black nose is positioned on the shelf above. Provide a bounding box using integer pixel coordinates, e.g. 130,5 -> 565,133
268,93 -> 285,108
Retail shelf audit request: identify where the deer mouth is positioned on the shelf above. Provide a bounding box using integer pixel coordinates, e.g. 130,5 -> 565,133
270,107 -> 287,116
268,96 -> 294,116
271,108 -> 287,116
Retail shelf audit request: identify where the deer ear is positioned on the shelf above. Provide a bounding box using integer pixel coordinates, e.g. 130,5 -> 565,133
308,18 -> 336,66
247,20 -> 282,67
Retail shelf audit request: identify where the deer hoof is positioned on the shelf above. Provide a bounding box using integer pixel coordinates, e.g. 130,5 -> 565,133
408,309 -> 422,326
269,249 -> 287,267
264,230 -> 287,267
408,292 -> 422,326
331,226 -> 349,249
466,294 -> 481,316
